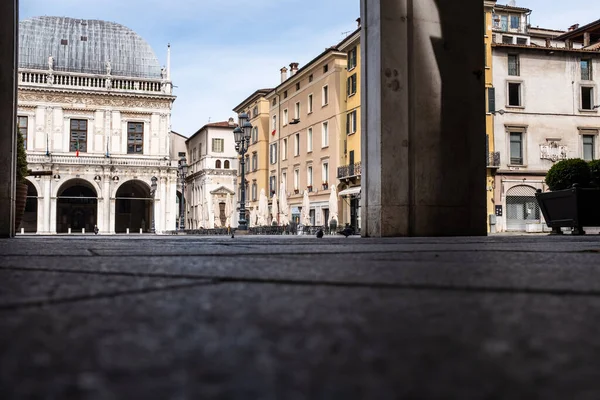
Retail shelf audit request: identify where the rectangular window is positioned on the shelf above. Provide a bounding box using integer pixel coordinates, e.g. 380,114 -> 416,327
294,102 -> 300,119
502,35 -> 513,44
488,87 -> 496,113
346,110 -> 357,134
71,119 -> 89,153
508,82 -> 521,106
307,127 -> 313,152
252,183 -> 257,201
283,109 -> 288,125
252,152 -> 258,171
18,116 -> 28,149
126,122 -> 143,154
282,138 -> 287,160
294,169 -> 299,190
253,106 -> 258,117
178,151 -> 186,158
322,85 -> 329,106
272,98 -> 277,106
508,54 -> 519,76
252,126 -> 258,143
212,138 -> 224,153
322,162 -> 329,183
323,64 -> 328,73
347,74 -> 357,96
516,37 -> 528,45
296,82 -> 300,91
269,143 -> 277,164
309,74 -> 313,83
500,15 -> 508,31
322,121 -> 329,147
270,176 -> 276,196
294,133 -> 300,156
282,171 -> 287,191
583,135 -> 595,161
582,87 -> 594,110
307,166 -> 313,187
283,90 -> 288,99
582,59 -> 593,81
509,132 -> 523,165
308,94 -> 313,113
272,115 -> 277,131
510,15 -> 520,30
348,47 -> 357,70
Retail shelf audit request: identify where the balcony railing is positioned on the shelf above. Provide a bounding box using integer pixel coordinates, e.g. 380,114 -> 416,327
27,153 -> 173,167
487,152 -> 501,168
337,162 -> 362,179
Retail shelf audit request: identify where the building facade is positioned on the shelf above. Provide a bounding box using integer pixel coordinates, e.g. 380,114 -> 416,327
18,16 -> 178,234
184,121 -> 238,229
492,25 -> 600,232
337,25 -> 362,232
232,89 -> 273,214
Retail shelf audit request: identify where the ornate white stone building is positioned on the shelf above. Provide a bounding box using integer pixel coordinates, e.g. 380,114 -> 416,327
184,121 -> 238,229
17,16 -> 178,234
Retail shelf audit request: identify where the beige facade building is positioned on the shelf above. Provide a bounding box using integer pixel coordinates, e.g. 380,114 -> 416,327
232,89 -> 273,213
265,48 -> 347,227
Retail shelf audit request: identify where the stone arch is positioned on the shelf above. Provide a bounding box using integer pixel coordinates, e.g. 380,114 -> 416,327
55,178 -> 98,233
505,185 -> 540,231
21,179 -> 39,232
215,160 -> 222,169
224,160 -> 230,169
114,179 -> 153,233
53,176 -> 97,198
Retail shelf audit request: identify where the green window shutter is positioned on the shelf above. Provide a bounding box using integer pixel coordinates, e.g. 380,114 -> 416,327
488,87 -> 496,113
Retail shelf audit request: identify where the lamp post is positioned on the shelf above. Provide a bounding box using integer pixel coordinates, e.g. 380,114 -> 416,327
234,112 -> 252,231
150,176 -> 157,234
178,157 -> 189,231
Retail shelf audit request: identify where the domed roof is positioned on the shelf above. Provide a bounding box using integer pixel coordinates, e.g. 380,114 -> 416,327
19,16 -> 162,79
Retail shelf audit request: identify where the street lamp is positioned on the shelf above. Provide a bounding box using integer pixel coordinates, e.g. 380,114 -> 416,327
234,112 -> 252,231
150,176 -> 157,234
178,157 -> 189,231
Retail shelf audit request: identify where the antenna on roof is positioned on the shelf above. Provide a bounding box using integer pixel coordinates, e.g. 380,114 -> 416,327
341,30 -> 352,38
208,117 -> 211,123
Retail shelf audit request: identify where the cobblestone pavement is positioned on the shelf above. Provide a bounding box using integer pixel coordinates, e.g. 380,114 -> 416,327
2,235 -> 600,399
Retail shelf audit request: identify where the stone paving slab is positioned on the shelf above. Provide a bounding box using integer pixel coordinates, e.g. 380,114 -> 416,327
2,235 -> 600,399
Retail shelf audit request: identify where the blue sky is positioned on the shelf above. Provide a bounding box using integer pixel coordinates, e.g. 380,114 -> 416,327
20,0 -> 598,136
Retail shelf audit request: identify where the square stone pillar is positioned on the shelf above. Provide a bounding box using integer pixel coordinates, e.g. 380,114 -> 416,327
361,0 -> 486,237
0,0 -> 18,237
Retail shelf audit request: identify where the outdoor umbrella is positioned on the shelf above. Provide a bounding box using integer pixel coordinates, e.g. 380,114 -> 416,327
225,193 -> 232,227
258,188 -> 269,226
329,185 -> 338,225
301,189 -> 311,226
213,195 -> 221,228
271,193 -> 279,226
279,182 -> 290,226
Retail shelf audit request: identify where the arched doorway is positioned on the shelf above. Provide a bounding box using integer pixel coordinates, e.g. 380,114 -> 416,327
21,180 -> 38,233
506,185 -> 540,231
115,180 -> 152,233
56,179 -> 98,233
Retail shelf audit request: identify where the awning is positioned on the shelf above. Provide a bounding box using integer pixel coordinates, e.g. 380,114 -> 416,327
338,187 -> 361,196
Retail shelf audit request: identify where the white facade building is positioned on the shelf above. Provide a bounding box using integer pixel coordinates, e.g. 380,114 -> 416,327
17,16 -> 178,234
492,42 -> 600,232
185,121 -> 238,229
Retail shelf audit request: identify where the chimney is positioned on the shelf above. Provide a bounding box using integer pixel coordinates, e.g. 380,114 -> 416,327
289,62 -> 299,76
356,18 -> 361,28
280,66 -> 288,83
569,24 -> 579,31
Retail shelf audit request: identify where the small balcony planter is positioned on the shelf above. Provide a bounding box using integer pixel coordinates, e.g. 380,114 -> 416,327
307,185 -> 313,192
322,182 -> 328,190
535,158 -> 600,235
294,189 -> 299,195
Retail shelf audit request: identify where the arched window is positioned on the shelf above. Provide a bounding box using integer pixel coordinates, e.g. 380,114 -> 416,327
215,160 -> 221,169
224,160 -> 230,169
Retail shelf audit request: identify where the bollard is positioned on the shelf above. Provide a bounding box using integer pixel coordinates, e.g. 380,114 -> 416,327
140,228 -> 143,234
68,228 -> 71,234
82,228 -> 85,234
126,228 -> 129,234
21,227 -> 24,234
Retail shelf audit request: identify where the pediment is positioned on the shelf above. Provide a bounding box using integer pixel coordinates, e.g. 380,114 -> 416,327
210,185 -> 235,195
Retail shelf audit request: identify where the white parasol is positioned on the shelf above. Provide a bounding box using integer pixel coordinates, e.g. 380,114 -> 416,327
328,184 -> 338,225
271,193 -> 279,226
301,189 -> 311,226
258,188 -> 269,226
213,195 -> 221,228
225,192 -> 232,227
279,182 -> 290,226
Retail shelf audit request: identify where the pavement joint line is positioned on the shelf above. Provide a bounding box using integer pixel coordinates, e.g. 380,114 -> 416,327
3,265 -> 600,299
0,280 -> 216,312
2,249 -> 600,258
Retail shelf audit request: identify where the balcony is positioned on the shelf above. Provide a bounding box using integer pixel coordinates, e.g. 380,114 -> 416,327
338,162 -> 362,179
27,153 -> 174,167
487,152 -> 500,168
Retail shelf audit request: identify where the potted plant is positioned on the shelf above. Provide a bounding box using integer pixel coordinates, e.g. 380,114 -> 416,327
307,185 -> 313,192
535,158 -> 600,235
294,188 -> 299,194
14,130 -> 29,231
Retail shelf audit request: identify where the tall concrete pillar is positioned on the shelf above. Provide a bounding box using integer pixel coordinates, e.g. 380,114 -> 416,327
0,0 -> 18,237
361,0 -> 486,237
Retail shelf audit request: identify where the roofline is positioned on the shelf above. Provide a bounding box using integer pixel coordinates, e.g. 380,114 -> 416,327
232,88 -> 273,113
555,19 -> 600,40
336,27 -> 361,51
492,43 -> 600,54
185,122 -> 235,143
171,131 -> 187,139
493,4 -> 532,13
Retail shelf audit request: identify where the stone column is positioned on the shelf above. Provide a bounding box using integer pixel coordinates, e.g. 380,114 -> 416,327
360,0 -> 486,237
0,0 -> 17,237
